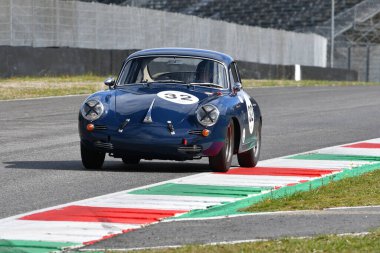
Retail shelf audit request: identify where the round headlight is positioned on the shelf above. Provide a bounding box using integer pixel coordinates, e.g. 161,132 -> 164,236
196,104 -> 220,127
81,99 -> 104,121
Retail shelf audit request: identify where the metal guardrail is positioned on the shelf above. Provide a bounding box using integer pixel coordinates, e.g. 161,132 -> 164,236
315,0 -> 380,37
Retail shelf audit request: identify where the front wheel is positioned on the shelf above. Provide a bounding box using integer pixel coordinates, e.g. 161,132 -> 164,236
237,121 -> 261,167
81,142 -> 105,170
209,120 -> 234,172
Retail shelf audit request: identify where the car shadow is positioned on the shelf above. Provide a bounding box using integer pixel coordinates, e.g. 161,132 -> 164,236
2,160 -> 213,173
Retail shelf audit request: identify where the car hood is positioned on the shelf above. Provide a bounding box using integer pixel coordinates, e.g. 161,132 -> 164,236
114,85 -> 214,125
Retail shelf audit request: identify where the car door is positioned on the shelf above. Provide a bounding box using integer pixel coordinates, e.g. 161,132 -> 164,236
230,62 -> 255,151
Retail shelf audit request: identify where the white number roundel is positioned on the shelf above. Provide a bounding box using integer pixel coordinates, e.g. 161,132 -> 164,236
157,91 -> 199,105
243,93 -> 255,134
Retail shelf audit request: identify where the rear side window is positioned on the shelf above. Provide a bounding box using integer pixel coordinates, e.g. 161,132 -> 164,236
229,62 -> 239,85
233,62 -> 242,83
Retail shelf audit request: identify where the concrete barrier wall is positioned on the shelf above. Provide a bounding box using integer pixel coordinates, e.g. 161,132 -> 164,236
0,0 -> 327,67
0,46 -> 357,81
0,0 -> 11,46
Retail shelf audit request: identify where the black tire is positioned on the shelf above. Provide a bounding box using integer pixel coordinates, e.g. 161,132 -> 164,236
122,157 -> 141,165
81,142 -> 105,170
209,120 -> 234,172
237,121 -> 261,167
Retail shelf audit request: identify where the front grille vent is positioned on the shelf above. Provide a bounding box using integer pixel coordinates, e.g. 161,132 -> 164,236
178,145 -> 202,154
188,130 -> 203,135
94,125 -> 107,130
94,141 -> 113,150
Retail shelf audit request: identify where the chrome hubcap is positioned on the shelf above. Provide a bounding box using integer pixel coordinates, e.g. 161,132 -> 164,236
254,128 -> 260,158
225,125 -> 233,161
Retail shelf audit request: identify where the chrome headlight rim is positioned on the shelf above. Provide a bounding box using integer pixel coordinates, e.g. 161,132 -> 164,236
81,99 -> 104,121
196,104 -> 220,127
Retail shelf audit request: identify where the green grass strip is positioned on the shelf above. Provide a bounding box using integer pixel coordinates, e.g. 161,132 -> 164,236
287,153 -> 380,162
1,76 -> 379,101
130,183 -> 270,198
244,169 -> 380,212
175,162 -> 380,219
0,239 -> 78,253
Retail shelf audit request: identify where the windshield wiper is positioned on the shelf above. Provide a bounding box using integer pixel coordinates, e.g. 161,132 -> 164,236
190,82 -> 224,88
140,80 -> 195,89
153,80 -> 188,84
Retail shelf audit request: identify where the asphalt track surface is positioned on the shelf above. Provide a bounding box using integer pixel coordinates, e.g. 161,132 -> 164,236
1,86 -> 380,247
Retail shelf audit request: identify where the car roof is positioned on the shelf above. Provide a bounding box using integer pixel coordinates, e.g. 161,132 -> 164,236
127,48 -> 234,65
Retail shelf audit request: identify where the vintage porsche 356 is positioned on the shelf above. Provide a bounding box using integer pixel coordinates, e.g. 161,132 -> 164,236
79,48 -> 262,172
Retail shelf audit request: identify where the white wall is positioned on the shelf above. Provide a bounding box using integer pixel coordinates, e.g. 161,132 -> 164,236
0,0 -> 327,67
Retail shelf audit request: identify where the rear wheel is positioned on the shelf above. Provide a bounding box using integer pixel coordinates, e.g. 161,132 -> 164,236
209,120 -> 234,172
122,157 -> 141,165
237,121 -> 261,167
81,142 -> 105,170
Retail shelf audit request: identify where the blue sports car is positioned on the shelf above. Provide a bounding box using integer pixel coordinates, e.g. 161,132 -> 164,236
79,48 -> 262,172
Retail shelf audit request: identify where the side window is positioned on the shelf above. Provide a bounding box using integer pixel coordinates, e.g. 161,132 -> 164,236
233,62 -> 242,83
229,63 -> 238,87
229,63 -> 240,85
229,68 -> 235,87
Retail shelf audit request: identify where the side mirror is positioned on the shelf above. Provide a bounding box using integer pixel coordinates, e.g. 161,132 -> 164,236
233,82 -> 242,93
104,77 -> 116,88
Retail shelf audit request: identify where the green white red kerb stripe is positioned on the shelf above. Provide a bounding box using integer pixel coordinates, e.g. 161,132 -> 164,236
1,138 -> 380,252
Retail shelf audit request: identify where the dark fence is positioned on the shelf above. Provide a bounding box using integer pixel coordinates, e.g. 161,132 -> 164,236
0,46 -> 357,81
0,46 -> 136,77
238,61 -> 358,81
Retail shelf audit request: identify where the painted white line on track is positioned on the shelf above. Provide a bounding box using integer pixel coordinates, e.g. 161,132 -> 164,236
162,205 -> 380,223
0,220 -> 139,243
258,159 -> 372,169
173,173 -> 312,187
363,138 -> 380,144
317,146 -> 380,157
325,205 -> 380,210
83,232 -> 372,252
80,194 -> 236,210
161,210 -> 333,223
80,244 -> 187,252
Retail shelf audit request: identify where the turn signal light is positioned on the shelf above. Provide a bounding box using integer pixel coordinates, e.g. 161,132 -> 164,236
202,129 -> 210,137
182,138 -> 188,145
86,123 -> 95,131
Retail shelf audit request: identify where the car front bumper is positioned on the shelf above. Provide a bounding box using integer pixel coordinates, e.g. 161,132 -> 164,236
79,122 -> 225,160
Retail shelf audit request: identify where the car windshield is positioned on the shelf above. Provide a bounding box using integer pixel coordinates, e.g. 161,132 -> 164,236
118,56 -> 228,89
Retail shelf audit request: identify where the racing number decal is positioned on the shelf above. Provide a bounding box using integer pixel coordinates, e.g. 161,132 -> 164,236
164,93 -> 177,100
164,93 -> 192,101
179,94 -> 193,101
243,93 -> 255,134
157,91 -> 199,105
